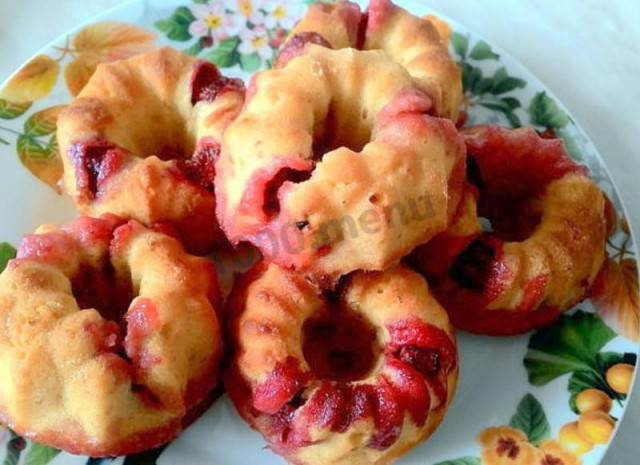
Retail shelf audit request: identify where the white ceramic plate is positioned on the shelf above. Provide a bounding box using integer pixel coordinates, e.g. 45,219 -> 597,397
0,1 -> 638,464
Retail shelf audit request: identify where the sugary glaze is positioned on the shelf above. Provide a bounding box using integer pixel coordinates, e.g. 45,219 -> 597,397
216,45 -> 465,284
225,262 -> 458,465
0,216 -> 221,456
412,125 -> 608,335
279,0 -> 462,122
57,47 -> 245,254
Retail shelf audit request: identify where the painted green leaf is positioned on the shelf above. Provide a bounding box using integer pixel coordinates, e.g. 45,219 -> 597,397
504,111 -> 522,128
0,243 -> 17,272
0,136 -> 9,145
23,443 -> 60,465
204,37 -> 241,68
461,63 -> 483,95
433,458 -> 481,465
240,53 -> 262,73
529,91 -> 570,129
47,133 -> 59,154
17,135 -> 55,160
509,393 -> 550,446
192,0 -> 208,3
473,77 -> 493,95
501,96 -> 522,110
568,352 -> 637,413
490,67 -> 526,95
524,311 -> 617,386
0,99 -> 32,119
469,40 -> 499,60
183,37 -> 208,56
451,32 -> 469,59
23,105 -> 65,137
154,7 -> 196,42
478,97 -> 522,128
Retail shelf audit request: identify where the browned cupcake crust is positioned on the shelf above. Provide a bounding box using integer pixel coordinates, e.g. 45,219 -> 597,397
216,45 -> 465,283
0,215 -> 222,456
412,125 -> 608,335
57,47 -> 245,254
225,262 -> 458,465
279,0 -> 462,122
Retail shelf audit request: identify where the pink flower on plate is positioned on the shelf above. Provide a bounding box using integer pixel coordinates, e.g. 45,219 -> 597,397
189,3 -> 240,40
235,0 -> 266,26
238,28 -> 272,59
262,0 -> 304,30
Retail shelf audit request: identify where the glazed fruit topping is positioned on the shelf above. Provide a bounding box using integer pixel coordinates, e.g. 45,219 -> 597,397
254,357 -> 309,415
68,140 -> 127,200
396,345 -> 440,377
262,167 -> 312,218
178,139 -> 220,192
253,316 -> 455,452
191,61 -> 245,105
274,32 -> 333,68
387,318 -> 457,373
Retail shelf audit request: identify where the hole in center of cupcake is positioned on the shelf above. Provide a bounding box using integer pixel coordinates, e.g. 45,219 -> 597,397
312,100 -> 372,160
467,156 -> 542,242
303,310 -> 380,382
478,194 -> 542,242
71,261 -> 134,323
448,238 -> 496,292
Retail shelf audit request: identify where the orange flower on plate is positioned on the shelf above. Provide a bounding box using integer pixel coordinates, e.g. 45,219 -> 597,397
479,426 -> 544,464
478,427 -> 582,465
64,22 -> 156,95
539,439 -> 581,465
591,257 -> 639,342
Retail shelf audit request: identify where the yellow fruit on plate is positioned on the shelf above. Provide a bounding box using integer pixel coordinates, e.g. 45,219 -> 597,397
575,388 -> 612,413
559,421 -> 594,455
577,411 -> 615,444
606,363 -> 634,394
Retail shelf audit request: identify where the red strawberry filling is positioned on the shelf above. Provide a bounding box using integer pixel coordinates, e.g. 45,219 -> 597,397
190,61 -> 245,105
247,314 -> 455,452
177,138 -> 220,192
274,32 -> 333,68
16,217 -> 172,410
68,140 -> 127,200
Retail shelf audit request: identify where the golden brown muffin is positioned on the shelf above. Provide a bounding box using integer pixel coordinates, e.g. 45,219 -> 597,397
57,47 -> 245,254
412,125 -> 608,335
225,262 -> 458,465
279,0 -> 462,122
216,45 -> 465,284
0,215 -> 222,456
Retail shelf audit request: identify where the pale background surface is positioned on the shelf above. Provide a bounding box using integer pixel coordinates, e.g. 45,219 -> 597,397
1,0 -> 639,463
